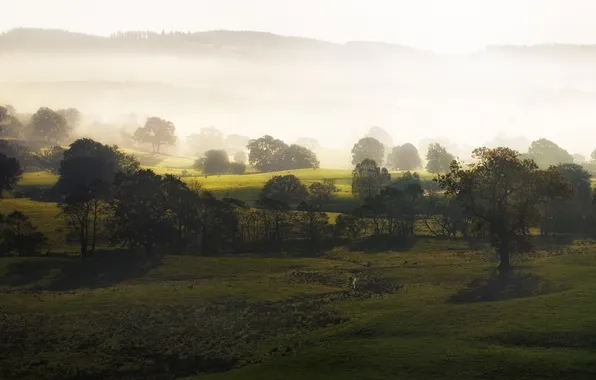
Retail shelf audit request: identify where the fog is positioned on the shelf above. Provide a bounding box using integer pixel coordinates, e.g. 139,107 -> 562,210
2,38 -> 596,167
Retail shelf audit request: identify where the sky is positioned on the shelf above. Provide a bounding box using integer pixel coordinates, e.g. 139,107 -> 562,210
4,0 -> 596,53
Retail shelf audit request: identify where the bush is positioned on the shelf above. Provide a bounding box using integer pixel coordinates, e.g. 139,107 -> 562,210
229,162 -> 246,175
0,211 -> 47,256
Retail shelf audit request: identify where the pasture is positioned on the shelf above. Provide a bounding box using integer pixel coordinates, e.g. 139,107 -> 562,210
1,239 -> 596,379
2,152 -> 596,380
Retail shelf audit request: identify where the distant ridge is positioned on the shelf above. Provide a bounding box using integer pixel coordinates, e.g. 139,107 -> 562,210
2,28 -> 596,59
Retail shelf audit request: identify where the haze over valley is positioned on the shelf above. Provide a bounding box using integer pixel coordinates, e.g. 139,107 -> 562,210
2,28 -> 596,166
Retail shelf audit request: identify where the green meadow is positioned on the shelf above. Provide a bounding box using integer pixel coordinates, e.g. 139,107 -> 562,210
1,152 -> 595,380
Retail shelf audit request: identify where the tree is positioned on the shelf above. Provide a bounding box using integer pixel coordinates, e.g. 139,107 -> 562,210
351,159 -> 390,200
309,179 -> 340,207
56,108 -> 81,130
187,127 -> 225,156
0,106 -> 24,138
194,149 -> 230,175
425,143 -> 455,174
108,169 -> 176,254
590,149 -> 596,163
59,183 -> 108,257
56,138 -> 139,197
133,117 -> 177,153
36,146 -> 65,174
0,153 -> 22,198
1,211 -> 47,256
362,184 -> 422,237
30,107 -> 71,143
247,135 -> 288,172
273,144 -> 320,170
387,143 -> 422,170
0,141 -> 36,172
365,126 -> 394,149
334,214 -> 368,240
296,202 -> 329,253
352,137 -> 385,166
539,163 -> 592,235
229,162 -> 247,175
436,147 -> 571,273
233,151 -> 247,164
528,138 -> 573,168
259,175 -> 308,206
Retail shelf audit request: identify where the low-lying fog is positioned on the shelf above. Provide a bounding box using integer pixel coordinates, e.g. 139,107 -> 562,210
2,39 -> 596,167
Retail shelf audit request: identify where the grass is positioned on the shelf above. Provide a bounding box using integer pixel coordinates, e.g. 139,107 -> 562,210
1,238 -> 596,379
0,198 -> 75,252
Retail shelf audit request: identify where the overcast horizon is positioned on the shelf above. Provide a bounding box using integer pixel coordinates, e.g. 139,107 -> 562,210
5,0 -> 596,54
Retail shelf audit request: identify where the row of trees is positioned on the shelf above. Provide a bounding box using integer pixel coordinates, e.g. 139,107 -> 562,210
1,133 -> 594,277
351,134 -> 596,176
0,105 -> 80,143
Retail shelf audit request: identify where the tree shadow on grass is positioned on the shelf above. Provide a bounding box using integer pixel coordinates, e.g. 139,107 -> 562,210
448,270 -> 570,304
0,251 -> 162,292
485,330 -> 596,350
347,235 -> 418,253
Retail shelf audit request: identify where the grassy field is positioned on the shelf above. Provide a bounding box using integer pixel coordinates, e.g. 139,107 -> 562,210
1,238 -> 595,379
3,153 -> 595,379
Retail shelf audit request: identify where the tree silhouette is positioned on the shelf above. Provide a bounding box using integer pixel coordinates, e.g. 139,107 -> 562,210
133,117 -> 177,153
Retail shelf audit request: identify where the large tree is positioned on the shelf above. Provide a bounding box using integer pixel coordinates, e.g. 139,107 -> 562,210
30,107 -> 71,143
108,169 -> 176,254
0,105 -> 24,138
436,147 -> 570,273
351,137 -> 385,166
56,138 -> 139,197
0,153 -> 22,199
247,135 -> 288,172
59,183 -> 108,257
351,159 -> 391,200
259,175 -> 308,206
133,117 -> 177,153
273,144 -> 320,170
425,143 -> 455,174
528,138 -> 573,168
387,143 -> 422,170
56,108 -> 82,130
194,149 -> 230,175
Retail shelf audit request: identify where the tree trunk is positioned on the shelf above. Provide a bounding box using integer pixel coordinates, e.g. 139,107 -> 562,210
80,224 -> 87,259
91,204 -> 98,253
497,243 -> 511,274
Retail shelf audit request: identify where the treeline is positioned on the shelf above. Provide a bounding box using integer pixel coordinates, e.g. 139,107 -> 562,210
1,134 -> 594,278
354,125 -> 596,176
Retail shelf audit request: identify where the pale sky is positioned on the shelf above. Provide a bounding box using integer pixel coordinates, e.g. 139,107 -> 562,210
4,0 -> 596,53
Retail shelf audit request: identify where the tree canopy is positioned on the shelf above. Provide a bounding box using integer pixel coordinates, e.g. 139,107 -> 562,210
247,135 -> 288,172
56,138 -> 139,197
194,149 -> 230,175
0,153 -> 22,198
351,137 -> 385,166
436,147 -> 570,273
351,159 -> 390,200
30,107 -> 71,143
259,175 -> 308,206
387,143 -> 422,170
133,117 -> 177,153
528,138 -> 573,168
425,143 -> 455,173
